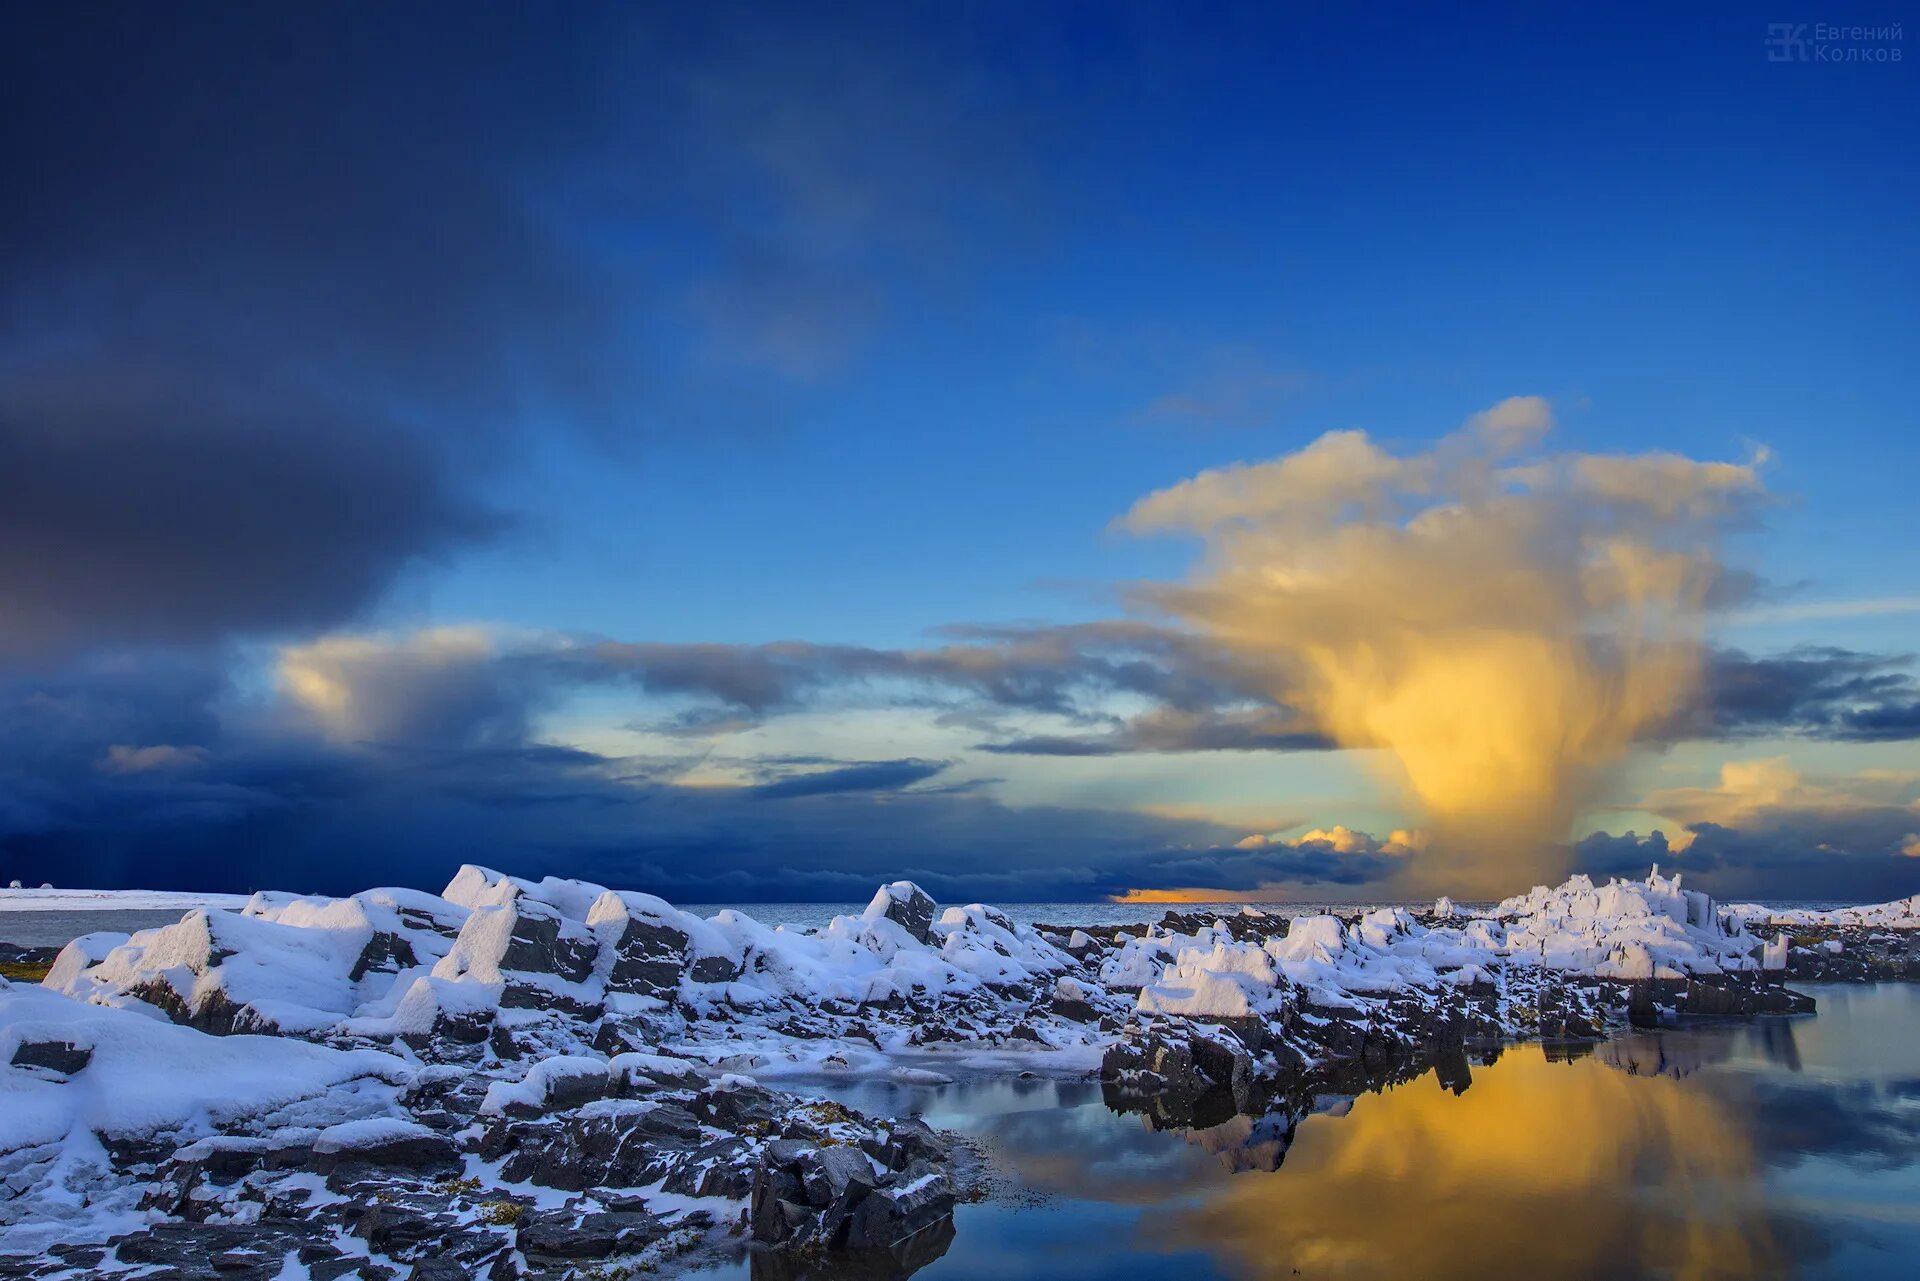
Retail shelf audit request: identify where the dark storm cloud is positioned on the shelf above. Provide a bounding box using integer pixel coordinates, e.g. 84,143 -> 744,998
1574,823 -> 1920,903
745,758 -> 950,800
0,691 -> 1219,900
6,642 -> 1916,901
289,627 -> 1920,762
977,710 -> 1334,756
0,648 -> 1404,900
0,3 -> 1042,660
571,631 -> 1918,754
570,621 -> 1276,723
1679,647 -> 1920,742
0,7 -> 619,656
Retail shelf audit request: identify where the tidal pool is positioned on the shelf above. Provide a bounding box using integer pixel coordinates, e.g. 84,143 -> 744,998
696,983 -> 1920,1280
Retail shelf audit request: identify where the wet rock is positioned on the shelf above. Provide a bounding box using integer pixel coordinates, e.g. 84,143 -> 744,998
750,1121 -> 956,1256
842,1160 -> 954,1251
867,1117 -> 948,1173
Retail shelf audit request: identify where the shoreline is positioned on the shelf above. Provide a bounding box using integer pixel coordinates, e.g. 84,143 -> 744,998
2,865 -> 1914,1279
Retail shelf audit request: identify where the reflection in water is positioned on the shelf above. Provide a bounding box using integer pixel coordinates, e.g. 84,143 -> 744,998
732,987 -> 1919,1281
1147,1049 -> 1783,1281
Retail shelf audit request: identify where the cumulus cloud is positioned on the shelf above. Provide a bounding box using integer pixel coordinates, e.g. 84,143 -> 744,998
1641,756 -> 1920,832
1123,396 -> 1768,895
1233,825 -> 1428,857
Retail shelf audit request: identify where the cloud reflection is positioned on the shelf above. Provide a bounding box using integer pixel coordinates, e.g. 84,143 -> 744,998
1146,1048 -> 1782,1281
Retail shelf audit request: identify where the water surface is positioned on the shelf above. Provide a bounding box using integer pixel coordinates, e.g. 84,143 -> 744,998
697,984 -> 1920,1280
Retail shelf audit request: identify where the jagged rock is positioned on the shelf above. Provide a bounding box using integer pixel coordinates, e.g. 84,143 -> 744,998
491,1101 -> 704,1189
351,929 -> 418,981
600,916 -> 690,996
868,881 -> 937,945
497,899 -> 596,984
661,1135 -> 757,1198
354,1203 -> 451,1257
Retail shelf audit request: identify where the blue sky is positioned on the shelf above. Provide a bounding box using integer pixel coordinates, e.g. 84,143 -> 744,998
2,3 -> 1916,901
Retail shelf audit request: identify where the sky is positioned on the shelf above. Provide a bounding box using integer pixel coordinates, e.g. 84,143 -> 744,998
1,2 -> 1916,903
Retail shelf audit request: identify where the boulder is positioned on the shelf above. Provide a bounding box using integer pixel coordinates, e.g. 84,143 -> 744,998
9,1037 -> 92,1074
309,1120 -> 460,1175
516,1208 -> 664,1262
843,1160 -> 954,1251
865,882 -> 938,945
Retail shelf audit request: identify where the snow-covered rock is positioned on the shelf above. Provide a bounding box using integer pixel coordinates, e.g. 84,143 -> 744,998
1728,893 -> 1920,931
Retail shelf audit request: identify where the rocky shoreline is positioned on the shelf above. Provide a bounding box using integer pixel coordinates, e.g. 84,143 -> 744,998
1,868 -> 1913,1279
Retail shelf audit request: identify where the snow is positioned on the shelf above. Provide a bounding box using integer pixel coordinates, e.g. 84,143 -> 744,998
1137,965 -> 1265,1018
310,1117 -> 438,1154
1727,894 -> 1920,930
479,1055 -> 609,1115
1111,868 -> 1776,1017
0,886 -> 250,912
0,984 -> 410,1155
6,860 -> 1879,1261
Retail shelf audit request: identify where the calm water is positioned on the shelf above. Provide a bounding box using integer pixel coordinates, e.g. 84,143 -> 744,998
695,983 -> 1920,1281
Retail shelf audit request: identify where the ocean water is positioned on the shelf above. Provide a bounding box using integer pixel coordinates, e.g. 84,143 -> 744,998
691,983 -> 1920,1281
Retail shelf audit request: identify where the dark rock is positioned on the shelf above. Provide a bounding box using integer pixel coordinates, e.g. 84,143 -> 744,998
312,1130 -> 459,1176
9,1037 -> 91,1074
406,1263 -> 470,1281
801,1144 -> 877,1206
494,1101 -> 703,1189
499,900 -> 596,984
842,1160 -> 953,1251
873,883 -> 938,945
350,931 -> 418,981
354,1205 -> 447,1258
661,1135 -> 756,1198
517,1208 -> 664,1261
603,917 -> 690,996
689,952 -> 744,983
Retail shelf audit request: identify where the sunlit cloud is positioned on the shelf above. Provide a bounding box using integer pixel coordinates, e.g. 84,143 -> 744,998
1123,396 -> 1768,895
1145,1049 -> 1779,1280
